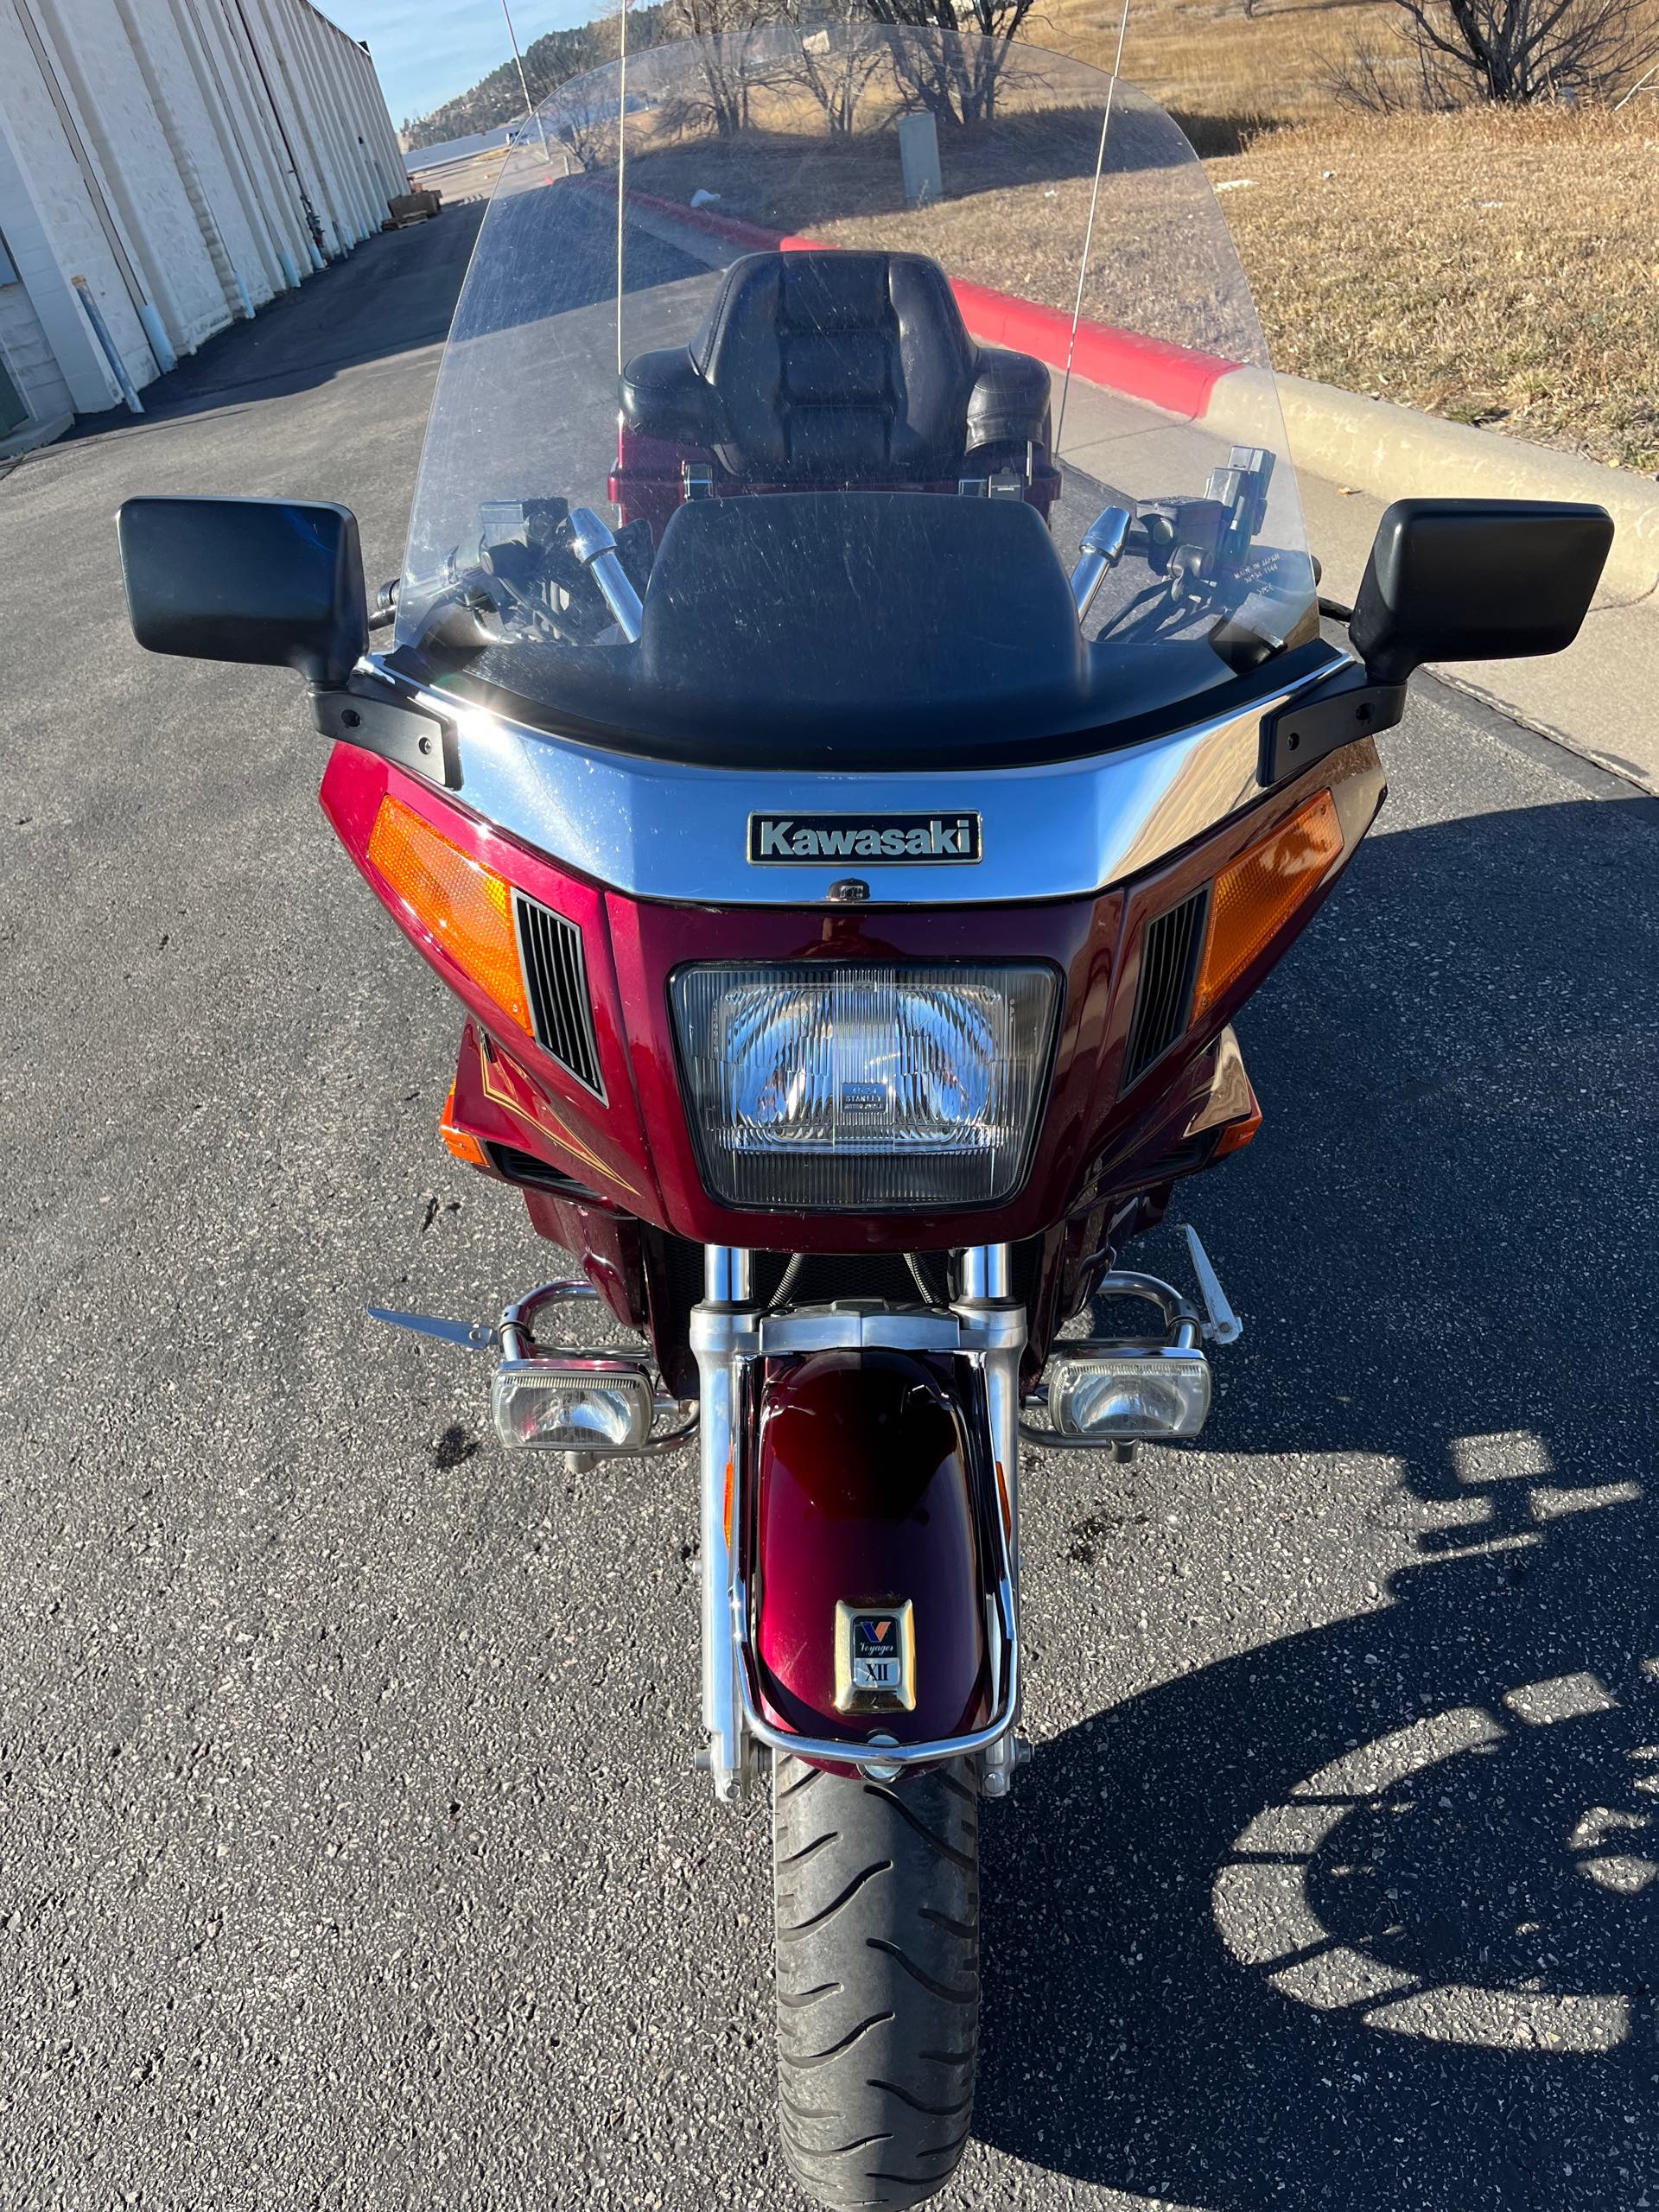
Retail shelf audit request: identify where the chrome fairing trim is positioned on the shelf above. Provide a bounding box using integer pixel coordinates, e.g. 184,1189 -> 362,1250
363,654 -> 1355,906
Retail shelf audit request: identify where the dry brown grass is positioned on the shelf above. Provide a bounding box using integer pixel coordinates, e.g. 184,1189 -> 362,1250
628,107 -> 1269,356
1211,105 -> 1659,468
1033,0 -> 1389,133
620,15 -> 1659,472
1033,0 -> 1501,138
1037,0 -> 1659,135
1034,0 -> 1659,467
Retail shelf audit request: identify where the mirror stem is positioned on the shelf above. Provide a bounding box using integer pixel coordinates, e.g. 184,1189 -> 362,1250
1071,505 -> 1132,619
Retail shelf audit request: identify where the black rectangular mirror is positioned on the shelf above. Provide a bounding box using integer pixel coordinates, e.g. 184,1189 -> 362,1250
1351,498 -> 1612,685
118,496 -> 367,689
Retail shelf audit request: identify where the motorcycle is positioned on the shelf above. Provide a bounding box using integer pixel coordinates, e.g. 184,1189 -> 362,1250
116,31 -> 1611,2207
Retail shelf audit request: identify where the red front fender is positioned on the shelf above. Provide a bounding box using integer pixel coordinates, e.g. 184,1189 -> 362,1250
748,1349 -> 997,1752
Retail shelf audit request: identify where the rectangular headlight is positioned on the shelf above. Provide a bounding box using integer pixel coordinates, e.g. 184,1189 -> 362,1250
670,961 -> 1059,1211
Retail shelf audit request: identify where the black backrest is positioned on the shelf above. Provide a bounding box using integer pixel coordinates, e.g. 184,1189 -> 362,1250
629,250 -> 985,481
702,251 -> 979,477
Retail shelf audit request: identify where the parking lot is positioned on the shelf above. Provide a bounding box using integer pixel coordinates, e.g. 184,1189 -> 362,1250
0,210 -> 1655,2209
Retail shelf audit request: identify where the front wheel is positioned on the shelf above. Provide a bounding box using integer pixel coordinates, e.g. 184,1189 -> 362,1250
772,1753 -> 981,2209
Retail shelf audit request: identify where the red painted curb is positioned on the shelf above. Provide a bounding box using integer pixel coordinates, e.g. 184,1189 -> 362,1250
613,180 -> 1240,418
949,276 -> 1233,418
624,186 -> 817,256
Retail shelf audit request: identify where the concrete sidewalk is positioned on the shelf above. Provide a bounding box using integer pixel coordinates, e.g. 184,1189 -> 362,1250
1297,471 -> 1659,797
1058,374 -> 1659,798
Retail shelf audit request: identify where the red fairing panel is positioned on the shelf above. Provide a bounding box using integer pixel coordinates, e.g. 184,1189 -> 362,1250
750,1351 -> 995,1748
320,741 -> 658,1216
321,736 -> 1125,1249
321,736 -> 1384,1252
607,891 -> 1120,1250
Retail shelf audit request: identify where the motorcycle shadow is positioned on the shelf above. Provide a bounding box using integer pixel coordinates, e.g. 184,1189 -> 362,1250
977,789 -> 1659,2210
980,1490 -> 1657,2209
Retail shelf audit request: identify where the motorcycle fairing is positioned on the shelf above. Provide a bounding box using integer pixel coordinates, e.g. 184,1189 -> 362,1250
322,732 -> 1382,1253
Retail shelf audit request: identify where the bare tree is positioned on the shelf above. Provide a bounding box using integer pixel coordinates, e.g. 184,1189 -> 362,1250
781,3 -> 892,132
1382,0 -> 1646,101
1321,26 -> 1459,110
854,0 -> 1044,125
665,0 -> 786,134
553,99 -> 622,168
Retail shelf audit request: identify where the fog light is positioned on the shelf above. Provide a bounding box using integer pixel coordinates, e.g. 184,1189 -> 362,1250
492,1358 -> 654,1452
1047,1345 -> 1211,1440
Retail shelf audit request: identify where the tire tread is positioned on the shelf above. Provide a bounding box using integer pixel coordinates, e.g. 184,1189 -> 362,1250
773,1755 -> 980,2209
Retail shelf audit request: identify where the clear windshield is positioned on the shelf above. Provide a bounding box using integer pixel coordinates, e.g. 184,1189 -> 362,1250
394,30 -> 1318,763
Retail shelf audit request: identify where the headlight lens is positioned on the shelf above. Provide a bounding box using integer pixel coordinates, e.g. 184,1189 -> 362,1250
670,961 -> 1059,1211
492,1361 -> 654,1452
1047,1347 -> 1211,1439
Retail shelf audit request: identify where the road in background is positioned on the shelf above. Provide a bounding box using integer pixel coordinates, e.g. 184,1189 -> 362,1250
1,213 -> 1655,2209
409,143 -> 517,207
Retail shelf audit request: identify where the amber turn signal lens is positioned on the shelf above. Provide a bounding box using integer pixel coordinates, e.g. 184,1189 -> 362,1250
366,795 -> 531,1033
439,1081 -> 488,1168
1212,1103 -> 1263,1160
1193,790 -> 1343,1021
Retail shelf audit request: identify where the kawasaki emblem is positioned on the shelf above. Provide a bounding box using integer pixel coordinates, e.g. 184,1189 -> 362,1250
749,812 -> 982,865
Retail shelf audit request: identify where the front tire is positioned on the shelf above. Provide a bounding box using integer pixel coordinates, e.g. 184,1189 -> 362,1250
772,1754 -> 981,2209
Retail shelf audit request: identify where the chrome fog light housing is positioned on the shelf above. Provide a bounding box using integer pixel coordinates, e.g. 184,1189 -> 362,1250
1047,1344 -> 1211,1440
492,1357 -> 655,1452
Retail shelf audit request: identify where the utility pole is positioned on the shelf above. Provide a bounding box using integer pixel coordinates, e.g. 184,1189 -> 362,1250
499,0 -> 551,156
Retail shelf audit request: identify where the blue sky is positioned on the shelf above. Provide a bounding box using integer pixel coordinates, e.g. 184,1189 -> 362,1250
327,0 -> 607,129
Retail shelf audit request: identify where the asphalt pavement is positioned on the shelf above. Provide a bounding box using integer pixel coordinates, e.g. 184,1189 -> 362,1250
0,212 -> 1656,2212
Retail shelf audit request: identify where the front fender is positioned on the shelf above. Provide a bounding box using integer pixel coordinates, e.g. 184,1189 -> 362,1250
748,1348 -> 996,1749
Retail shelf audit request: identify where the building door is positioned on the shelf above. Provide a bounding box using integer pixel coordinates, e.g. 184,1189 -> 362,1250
0,356 -> 25,436
0,230 -> 30,435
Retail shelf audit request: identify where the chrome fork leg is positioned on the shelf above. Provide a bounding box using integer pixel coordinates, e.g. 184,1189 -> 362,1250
954,1244 -> 1026,1796
689,1245 -> 758,1802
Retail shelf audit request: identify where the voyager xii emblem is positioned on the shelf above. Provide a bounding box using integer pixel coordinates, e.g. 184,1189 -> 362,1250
834,1599 -> 917,1713
749,812 -> 982,865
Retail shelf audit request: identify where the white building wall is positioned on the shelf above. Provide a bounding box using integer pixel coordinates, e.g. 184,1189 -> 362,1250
200,0 -> 318,289
0,276 -> 70,423
33,0 -> 231,358
0,0 -> 409,430
345,28 -> 406,207
0,222 -> 73,430
296,2 -> 372,243
0,3 -> 156,405
160,0 -> 290,302
0,113 -> 79,425
239,0 -> 353,257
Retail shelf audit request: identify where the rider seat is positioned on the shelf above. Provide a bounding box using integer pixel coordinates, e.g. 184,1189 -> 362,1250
616,251 -> 1054,531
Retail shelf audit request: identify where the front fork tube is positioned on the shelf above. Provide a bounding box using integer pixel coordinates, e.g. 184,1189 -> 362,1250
953,1246 -> 1027,1799
690,1243 -> 1024,1802
690,1246 -> 760,1803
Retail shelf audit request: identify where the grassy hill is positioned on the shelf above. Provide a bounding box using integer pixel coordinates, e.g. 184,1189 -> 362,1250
403,8 -> 670,146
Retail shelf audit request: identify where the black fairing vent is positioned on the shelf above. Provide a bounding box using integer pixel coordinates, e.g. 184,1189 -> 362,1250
486,1143 -> 599,1199
1121,887 -> 1208,1088
514,894 -> 604,1097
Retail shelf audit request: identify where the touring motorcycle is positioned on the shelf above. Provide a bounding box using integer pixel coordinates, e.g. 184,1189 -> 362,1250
118,31 -> 1610,2205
